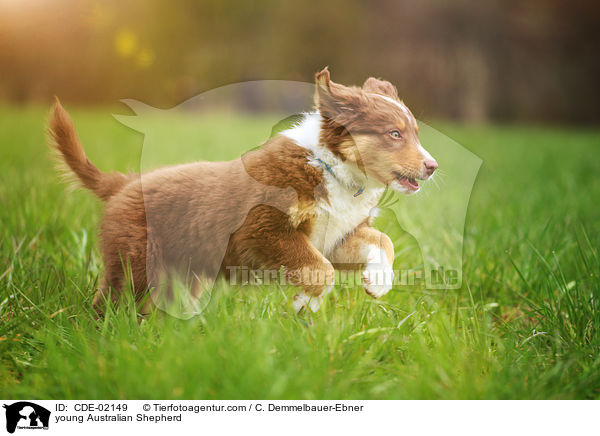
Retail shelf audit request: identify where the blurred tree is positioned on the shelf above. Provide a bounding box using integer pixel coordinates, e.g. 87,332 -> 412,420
0,0 -> 598,123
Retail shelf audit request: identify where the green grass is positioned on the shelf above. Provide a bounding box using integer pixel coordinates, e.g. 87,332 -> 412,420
1,105 -> 599,399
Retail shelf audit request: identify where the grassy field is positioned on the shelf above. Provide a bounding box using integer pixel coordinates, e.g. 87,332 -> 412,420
1,105 -> 599,399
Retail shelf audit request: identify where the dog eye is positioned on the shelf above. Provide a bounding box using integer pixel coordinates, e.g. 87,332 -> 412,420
389,130 -> 402,139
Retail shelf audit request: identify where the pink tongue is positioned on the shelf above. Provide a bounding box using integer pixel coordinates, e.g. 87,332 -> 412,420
401,177 -> 419,189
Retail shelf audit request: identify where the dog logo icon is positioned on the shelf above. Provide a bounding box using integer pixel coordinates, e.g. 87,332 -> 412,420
2,402 -> 50,434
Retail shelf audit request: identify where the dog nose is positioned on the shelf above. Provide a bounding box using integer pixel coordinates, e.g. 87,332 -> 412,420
424,159 -> 438,175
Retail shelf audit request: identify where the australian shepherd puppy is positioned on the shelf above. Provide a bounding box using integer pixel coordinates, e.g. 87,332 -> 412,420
49,67 -> 437,314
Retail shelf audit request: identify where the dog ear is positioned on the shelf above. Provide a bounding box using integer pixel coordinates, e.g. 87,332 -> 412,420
314,67 -> 361,119
314,66 -> 336,114
315,66 -> 331,92
363,77 -> 399,100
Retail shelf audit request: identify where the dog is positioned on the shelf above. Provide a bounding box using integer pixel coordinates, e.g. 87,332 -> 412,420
49,67 -> 437,314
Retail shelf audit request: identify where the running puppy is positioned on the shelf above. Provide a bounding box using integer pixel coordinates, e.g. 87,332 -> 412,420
49,67 -> 437,313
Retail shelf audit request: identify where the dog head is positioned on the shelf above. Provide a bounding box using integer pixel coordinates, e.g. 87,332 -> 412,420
314,67 -> 437,193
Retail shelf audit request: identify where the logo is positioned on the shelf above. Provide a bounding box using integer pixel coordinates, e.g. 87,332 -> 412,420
2,402 -> 50,434
114,79 -> 481,318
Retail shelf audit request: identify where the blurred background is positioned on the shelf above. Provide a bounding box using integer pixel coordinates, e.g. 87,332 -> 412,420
1,0 -> 598,124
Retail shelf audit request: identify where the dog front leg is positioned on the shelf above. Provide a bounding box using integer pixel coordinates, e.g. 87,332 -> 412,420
286,259 -> 335,313
253,232 -> 335,313
330,223 -> 395,298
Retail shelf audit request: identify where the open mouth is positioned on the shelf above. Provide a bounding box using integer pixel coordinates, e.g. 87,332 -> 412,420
393,172 -> 420,191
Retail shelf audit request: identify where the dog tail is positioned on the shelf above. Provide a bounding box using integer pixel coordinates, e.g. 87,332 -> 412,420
48,97 -> 131,201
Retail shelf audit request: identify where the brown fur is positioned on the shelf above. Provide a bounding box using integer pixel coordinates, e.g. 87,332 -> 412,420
330,221 -> 394,267
48,68 -> 436,314
48,97 -> 133,201
49,101 -> 333,311
315,67 -> 430,185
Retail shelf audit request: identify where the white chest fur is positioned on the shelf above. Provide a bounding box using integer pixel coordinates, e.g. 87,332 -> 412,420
280,112 -> 384,257
309,178 -> 382,256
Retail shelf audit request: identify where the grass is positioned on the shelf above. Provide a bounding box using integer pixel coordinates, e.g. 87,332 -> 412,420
1,104 -> 599,399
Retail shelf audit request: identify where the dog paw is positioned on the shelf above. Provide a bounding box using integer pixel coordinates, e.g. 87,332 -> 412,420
292,292 -> 322,313
362,262 -> 394,298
